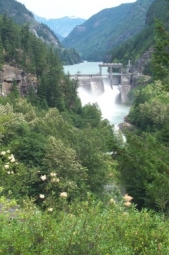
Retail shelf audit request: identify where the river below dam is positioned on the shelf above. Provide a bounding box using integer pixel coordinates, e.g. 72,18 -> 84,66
64,62 -> 130,126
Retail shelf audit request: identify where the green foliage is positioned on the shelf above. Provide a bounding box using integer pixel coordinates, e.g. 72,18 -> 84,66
116,132 -> 169,212
57,48 -> 81,65
128,81 -> 169,131
81,103 -> 102,127
109,25 -> 154,67
0,96 -> 119,206
0,198 -> 169,254
151,19 -> 169,83
113,8 -> 169,213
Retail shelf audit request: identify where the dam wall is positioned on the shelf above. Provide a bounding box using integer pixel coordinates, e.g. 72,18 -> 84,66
71,74 -> 131,104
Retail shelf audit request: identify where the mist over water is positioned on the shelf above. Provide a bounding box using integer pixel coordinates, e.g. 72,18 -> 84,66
78,82 -> 130,126
64,62 -> 130,126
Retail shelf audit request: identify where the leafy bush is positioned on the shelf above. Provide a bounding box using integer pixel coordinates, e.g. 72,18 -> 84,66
0,196 -> 169,254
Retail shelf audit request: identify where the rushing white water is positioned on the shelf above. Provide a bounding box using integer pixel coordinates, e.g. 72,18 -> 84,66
64,62 -> 130,126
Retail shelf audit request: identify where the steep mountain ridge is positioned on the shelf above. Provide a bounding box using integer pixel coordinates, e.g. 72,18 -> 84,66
63,0 -> 155,61
0,0 -> 59,46
0,0 -> 81,64
108,0 -> 169,74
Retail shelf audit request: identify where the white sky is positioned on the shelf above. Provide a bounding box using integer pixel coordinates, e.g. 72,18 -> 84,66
16,0 -> 136,19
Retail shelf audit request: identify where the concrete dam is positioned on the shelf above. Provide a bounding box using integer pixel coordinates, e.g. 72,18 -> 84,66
70,62 -> 132,104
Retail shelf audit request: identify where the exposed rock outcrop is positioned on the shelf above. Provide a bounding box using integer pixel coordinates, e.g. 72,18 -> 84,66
132,48 -> 153,74
119,85 -> 131,104
0,65 -> 37,96
129,48 -> 153,87
118,121 -> 135,133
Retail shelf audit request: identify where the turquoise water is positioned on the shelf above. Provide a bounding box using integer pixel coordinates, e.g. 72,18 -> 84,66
64,62 -> 130,126
64,61 -> 105,75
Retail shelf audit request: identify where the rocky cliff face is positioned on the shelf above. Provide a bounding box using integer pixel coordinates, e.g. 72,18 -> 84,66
129,48 -> 153,87
0,65 -> 37,96
132,48 -> 153,74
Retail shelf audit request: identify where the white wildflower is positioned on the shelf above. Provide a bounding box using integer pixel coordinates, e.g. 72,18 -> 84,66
110,198 -> 115,203
39,194 -> 45,199
6,150 -> 10,153
10,157 -> 15,163
60,192 -> 67,198
7,171 -> 11,175
40,175 -> 47,181
4,164 -> 9,169
124,201 -> 132,207
47,208 -> 53,212
51,177 -> 60,183
123,194 -> 133,202
50,172 -> 57,177
0,151 -> 6,156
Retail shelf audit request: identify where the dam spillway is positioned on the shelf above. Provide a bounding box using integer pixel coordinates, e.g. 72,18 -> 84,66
64,62 -> 131,124
68,62 -> 132,103
70,74 -> 131,103
76,76 -> 104,97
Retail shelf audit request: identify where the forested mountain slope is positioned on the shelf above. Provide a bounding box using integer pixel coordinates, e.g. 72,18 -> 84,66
0,0 -> 60,46
0,0 -> 81,64
0,13 -> 83,114
63,0 -> 155,61
108,0 -> 169,73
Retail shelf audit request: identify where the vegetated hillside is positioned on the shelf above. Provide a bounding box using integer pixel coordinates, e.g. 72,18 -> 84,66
0,13 -> 83,114
62,0 -> 155,61
107,0 -> 169,74
34,15 -> 86,39
0,0 -> 81,65
0,0 -> 59,46
0,13 -> 120,217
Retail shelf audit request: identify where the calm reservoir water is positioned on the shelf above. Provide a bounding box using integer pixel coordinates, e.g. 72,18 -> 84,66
64,62 -> 130,126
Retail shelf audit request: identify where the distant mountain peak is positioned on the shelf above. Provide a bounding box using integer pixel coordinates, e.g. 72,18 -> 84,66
70,16 -> 79,19
34,15 -> 86,38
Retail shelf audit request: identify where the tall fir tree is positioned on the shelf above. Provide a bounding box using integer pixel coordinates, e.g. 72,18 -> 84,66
152,20 -> 169,83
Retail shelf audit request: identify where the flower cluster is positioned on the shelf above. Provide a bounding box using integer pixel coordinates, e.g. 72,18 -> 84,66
50,172 -> 57,177
40,175 -> 47,181
123,194 -> 133,207
8,154 -> 15,163
1,150 -> 18,174
51,177 -> 60,183
50,172 -> 60,183
109,198 -> 115,203
4,164 -> 9,170
7,171 -> 14,175
39,194 -> 45,199
47,208 -> 53,212
0,151 -> 6,156
60,192 -> 67,198
37,172 -> 67,212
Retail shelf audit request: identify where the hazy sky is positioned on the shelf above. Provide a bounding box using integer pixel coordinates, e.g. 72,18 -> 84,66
16,0 -> 136,19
